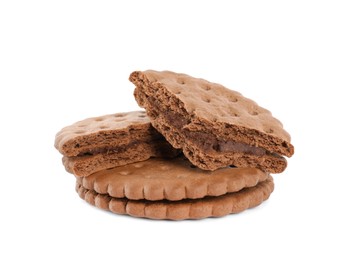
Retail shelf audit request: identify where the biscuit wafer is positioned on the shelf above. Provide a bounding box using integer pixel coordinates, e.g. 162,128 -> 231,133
55,111 -> 179,176
77,157 -> 269,201
76,176 -> 274,220
62,139 -> 176,177
130,70 -> 294,172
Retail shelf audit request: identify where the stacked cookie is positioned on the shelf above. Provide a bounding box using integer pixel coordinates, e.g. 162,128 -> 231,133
55,70 -> 294,220
55,111 -> 179,178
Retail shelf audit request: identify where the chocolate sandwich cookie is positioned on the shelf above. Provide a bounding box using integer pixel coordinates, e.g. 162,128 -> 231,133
75,157 -> 274,220
55,111 -> 179,177
130,70 -> 294,172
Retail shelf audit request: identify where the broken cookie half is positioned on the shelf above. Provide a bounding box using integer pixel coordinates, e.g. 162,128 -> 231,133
130,70 -> 294,172
55,111 -> 179,177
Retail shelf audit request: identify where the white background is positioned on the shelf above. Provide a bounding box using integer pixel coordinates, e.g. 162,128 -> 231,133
1,0 -> 338,259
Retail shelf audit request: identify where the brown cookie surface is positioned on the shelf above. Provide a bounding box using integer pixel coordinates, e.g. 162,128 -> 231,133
63,139 -> 177,177
76,176 -> 274,220
55,111 -> 179,176
77,157 -> 269,201
130,70 -> 294,172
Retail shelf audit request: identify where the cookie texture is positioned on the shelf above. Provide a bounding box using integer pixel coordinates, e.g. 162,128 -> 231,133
63,139 -> 177,177
77,157 -> 269,201
55,111 -> 179,176
76,176 -> 274,220
130,70 -> 294,172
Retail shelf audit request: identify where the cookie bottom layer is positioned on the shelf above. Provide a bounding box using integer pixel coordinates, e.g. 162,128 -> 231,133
63,140 -> 179,177
151,115 -> 287,173
76,176 -> 274,220
184,144 -> 287,173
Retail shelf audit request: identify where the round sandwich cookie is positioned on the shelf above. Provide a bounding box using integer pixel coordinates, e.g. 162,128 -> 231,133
75,157 -> 274,220
130,70 -> 294,173
54,111 -> 179,177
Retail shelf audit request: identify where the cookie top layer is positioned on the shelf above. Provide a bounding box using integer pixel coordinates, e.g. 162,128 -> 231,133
77,157 -> 269,201
55,111 -> 153,156
130,70 -> 292,146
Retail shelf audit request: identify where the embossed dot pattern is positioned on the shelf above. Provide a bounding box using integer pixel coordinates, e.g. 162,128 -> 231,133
133,163 -> 144,168
119,171 -> 130,176
78,157 -> 269,201
132,70 -> 291,143
55,111 -> 150,155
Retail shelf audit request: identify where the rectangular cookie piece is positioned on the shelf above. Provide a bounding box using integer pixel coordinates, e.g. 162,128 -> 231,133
55,111 -> 179,176
130,70 -> 294,172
